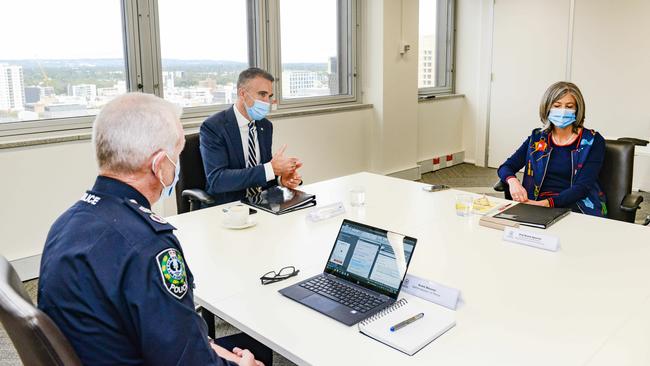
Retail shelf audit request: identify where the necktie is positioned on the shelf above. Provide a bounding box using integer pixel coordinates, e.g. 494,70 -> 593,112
246,121 -> 262,198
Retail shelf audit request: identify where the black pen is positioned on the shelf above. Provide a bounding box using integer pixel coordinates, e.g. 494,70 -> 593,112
390,312 -> 424,332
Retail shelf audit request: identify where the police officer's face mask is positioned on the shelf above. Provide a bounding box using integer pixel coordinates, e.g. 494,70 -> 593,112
152,152 -> 181,201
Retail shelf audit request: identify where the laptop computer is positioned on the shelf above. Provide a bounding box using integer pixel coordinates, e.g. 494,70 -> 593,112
279,219 -> 417,326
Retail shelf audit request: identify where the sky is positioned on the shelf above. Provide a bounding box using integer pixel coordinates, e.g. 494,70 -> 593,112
0,0 -> 338,64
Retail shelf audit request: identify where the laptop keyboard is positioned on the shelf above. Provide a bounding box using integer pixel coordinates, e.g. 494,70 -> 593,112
299,275 -> 385,313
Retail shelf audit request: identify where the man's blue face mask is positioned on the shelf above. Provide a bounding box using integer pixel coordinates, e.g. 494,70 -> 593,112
245,92 -> 270,121
548,108 -> 576,128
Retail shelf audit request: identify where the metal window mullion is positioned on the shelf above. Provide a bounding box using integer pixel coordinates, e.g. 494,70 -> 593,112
123,0 -> 144,92
248,0 -> 268,68
266,0 -> 282,102
128,0 -> 161,95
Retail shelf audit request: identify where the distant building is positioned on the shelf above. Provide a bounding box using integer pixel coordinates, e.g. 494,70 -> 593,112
24,86 -> 42,103
0,64 -> 26,111
282,70 -> 330,98
419,34 -> 435,87
70,84 -> 97,101
43,103 -> 89,119
327,57 -> 339,95
97,80 -> 126,98
162,71 -> 175,90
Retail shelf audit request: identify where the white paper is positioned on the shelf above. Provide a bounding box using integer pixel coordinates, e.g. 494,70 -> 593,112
401,274 -> 460,310
503,227 -> 560,252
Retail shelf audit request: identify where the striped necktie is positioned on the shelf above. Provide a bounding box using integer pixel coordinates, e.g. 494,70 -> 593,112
246,121 -> 262,198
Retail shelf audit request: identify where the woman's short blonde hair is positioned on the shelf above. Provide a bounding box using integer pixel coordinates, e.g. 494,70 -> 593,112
539,81 -> 586,133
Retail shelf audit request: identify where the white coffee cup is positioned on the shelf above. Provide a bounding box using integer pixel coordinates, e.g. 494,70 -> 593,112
226,204 -> 249,226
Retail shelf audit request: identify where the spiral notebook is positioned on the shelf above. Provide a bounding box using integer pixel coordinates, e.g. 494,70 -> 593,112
357,297 -> 456,356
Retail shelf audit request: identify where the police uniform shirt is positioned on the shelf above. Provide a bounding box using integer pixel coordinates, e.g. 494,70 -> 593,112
37,176 -> 233,366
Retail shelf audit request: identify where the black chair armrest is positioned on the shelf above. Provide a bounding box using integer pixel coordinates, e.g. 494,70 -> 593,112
182,189 -> 215,205
493,180 -> 507,192
620,193 -> 643,212
617,137 -> 649,147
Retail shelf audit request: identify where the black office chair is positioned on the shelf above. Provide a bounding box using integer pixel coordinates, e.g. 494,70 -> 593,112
494,138 -> 647,224
0,255 -> 82,366
175,133 -> 215,214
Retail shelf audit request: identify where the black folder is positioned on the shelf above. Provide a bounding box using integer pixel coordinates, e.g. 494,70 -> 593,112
492,203 -> 570,229
241,186 -> 316,215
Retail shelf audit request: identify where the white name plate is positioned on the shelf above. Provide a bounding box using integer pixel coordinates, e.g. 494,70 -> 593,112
401,274 -> 460,310
503,227 -> 560,252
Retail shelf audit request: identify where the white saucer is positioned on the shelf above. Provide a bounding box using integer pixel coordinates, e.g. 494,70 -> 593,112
222,217 -> 257,230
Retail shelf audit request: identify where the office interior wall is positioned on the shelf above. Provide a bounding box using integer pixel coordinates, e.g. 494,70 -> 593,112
486,0 -> 650,168
0,109 -> 370,265
417,98 -> 464,162
571,0 -> 650,140
487,0 -> 570,167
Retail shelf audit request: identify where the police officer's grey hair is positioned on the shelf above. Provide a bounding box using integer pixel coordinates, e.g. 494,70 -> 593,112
92,93 -> 182,173
539,81 -> 586,133
236,67 -> 275,90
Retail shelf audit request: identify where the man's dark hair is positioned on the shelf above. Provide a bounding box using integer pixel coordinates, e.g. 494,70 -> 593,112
237,67 -> 275,89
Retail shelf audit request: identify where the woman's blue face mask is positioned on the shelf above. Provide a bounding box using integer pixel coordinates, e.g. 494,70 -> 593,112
548,108 -> 576,128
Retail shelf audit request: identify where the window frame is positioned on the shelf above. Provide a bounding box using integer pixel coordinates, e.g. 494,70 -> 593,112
0,0 -> 362,139
267,0 -> 360,109
418,0 -> 455,97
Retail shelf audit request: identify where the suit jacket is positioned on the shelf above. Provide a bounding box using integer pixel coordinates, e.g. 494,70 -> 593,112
200,106 -> 276,205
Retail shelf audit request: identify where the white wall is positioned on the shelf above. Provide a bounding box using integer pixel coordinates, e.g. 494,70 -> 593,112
571,0 -> 650,139
485,0 -> 650,168
417,98 -> 464,162
364,0 -> 420,177
0,109 -> 371,263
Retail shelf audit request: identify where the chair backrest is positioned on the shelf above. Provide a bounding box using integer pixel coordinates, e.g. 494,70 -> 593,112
0,256 -> 82,366
175,133 -> 207,214
599,140 -> 635,223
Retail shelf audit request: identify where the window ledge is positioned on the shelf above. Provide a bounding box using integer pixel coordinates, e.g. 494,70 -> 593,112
181,103 -> 373,129
0,103 -> 374,150
417,93 -> 465,103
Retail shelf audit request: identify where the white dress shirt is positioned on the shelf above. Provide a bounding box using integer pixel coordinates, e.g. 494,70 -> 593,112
233,104 -> 275,183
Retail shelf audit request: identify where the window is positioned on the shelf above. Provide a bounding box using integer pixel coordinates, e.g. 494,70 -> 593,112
0,0 -> 125,126
158,0 -> 249,108
275,0 -> 357,106
1,0 -> 360,137
418,0 -> 454,95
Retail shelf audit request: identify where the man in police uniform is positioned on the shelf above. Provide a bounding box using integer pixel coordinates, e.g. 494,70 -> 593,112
37,93 -> 271,366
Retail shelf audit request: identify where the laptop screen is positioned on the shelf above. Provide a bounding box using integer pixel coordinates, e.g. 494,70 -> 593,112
324,220 -> 417,299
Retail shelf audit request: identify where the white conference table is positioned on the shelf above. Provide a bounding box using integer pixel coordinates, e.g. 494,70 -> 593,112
167,172 -> 650,366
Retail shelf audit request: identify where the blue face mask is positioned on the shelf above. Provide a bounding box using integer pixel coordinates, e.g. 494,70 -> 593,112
245,92 -> 270,121
152,152 -> 180,201
548,108 -> 576,128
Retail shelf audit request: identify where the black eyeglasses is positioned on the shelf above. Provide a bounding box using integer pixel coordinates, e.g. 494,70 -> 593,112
260,266 -> 299,285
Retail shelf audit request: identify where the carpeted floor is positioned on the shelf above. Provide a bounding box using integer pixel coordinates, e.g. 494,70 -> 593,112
2,163 -> 648,365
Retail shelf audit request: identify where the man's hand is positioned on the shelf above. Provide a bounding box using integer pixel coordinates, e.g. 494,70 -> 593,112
271,144 -> 300,176
281,169 -> 303,189
233,347 -> 265,366
507,177 -> 528,202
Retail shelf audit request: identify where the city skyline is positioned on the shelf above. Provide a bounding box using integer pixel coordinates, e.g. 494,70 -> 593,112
0,57 -> 340,123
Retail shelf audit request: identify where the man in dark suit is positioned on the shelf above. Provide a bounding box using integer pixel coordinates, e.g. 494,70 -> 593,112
200,67 -> 302,205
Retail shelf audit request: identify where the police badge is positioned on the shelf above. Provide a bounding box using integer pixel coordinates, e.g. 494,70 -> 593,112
156,248 -> 188,299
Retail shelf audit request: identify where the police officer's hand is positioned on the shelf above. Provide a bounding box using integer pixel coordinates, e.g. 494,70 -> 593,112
233,347 -> 264,366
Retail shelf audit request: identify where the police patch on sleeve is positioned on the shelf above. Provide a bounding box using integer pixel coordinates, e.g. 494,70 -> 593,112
156,248 -> 188,300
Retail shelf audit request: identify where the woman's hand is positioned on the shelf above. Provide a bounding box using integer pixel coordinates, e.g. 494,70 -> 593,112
507,177 -> 528,202
523,199 -> 550,207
